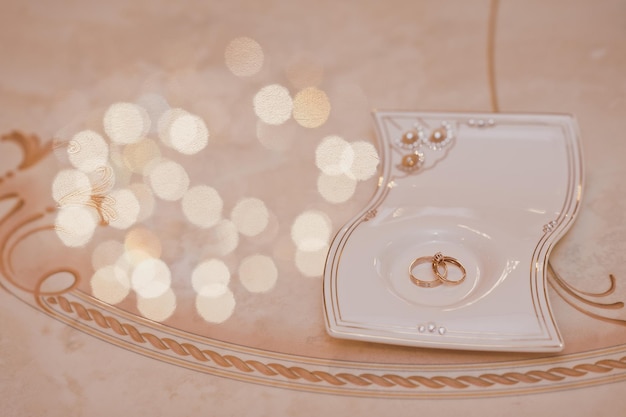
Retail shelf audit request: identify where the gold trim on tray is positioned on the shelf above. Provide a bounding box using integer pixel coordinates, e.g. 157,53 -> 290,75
323,112 -> 583,352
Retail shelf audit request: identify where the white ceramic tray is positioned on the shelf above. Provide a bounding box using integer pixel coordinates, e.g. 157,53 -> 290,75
323,111 -> 584,352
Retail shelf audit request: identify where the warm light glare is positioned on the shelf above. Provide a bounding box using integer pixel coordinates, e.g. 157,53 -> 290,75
131,258 -> 172,298
291,210 -> 332,252
114,250 -> 134,276
315,136 -> 354,176
147,159 -> 190,201
203,220 -> 239,256
317,173 -> 357,203
106,151 -> 130,187
238,254 -> 278,293
55,206 -> 98,247
124,227 -> 162,261
158,109 -> 209,155
295,246 -> 328,278
230,197 -> 269,237
137,289 -> 176,322
348,141 -> 379,180
91,240 -> 125,271
253,84 -> 293,125
196,290 -> 236,323
292,87 -> 331,128
225,37 -> 264,77
108,188 -> 140,230
122,139 -> 161,174
103,102 -> 150,145
52,169 -> 92,205
191,259 -> 231,297
68,130 -> 109,172
182,185 -> 223,228
91,265 -> 131,304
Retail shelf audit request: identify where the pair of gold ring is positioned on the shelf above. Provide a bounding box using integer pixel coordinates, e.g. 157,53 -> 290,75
409,252 -> 466,288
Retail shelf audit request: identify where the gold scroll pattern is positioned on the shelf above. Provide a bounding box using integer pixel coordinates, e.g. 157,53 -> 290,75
0,132 -> 79,300
1,131 -> 53,171
549,264 -> 626,327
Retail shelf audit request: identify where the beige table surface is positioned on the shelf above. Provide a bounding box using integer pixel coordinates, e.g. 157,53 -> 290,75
1,0 -> 626,415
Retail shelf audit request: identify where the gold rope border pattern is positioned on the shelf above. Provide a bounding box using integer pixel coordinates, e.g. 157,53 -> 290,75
47,294 -> 626,392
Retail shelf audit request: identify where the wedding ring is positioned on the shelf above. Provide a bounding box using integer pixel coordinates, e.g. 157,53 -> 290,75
409,252 -> 466,288
433,255 -> 466,285
409,256 -> 443,288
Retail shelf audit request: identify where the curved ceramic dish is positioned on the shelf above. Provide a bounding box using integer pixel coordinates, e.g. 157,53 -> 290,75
323,111 -> 584,352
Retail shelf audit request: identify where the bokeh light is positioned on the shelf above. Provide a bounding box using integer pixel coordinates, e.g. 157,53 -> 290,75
348,141 -> 379,180
114,250 -> 135,276
105,149 -> 131,188
52,169 -> 92,205
295,246 -> 329,278
203,220 -> 239,256
137,289 -> 176,322
103,102 -> 150,145
292,87 -> 331,128
131,258 -> 171,298
230,197 -> 269,237
182,185 -> 223,228
196,290 -> 236,324
67,130 -> 109,173
55,206 -> 98,247
238,254 -> 277,293
291,210 -> 332,252
191,259 -> 230,297
90,165 -> 116,195
253,84 -> 293,125
108,188 -> 140,230
158,108 -> 209,155
224,37 -> 264,77
315,135 -> 354,176
147,159 -> 190,201
90,265 -> 131,304
317,173 -> 357,203
48,86 -> 366,321
122,139 -> 161,174
124,227 -> 162,262
91,240 -> 125,271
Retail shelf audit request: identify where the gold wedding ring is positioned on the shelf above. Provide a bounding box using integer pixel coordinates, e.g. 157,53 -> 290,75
409,252 -> 466,288
409,256 -> 443,288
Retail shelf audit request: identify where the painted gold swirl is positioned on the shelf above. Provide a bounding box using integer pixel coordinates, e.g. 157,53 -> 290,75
1,131 -> 52,170
55,165 -> 116,225
548,262 -> 626,326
